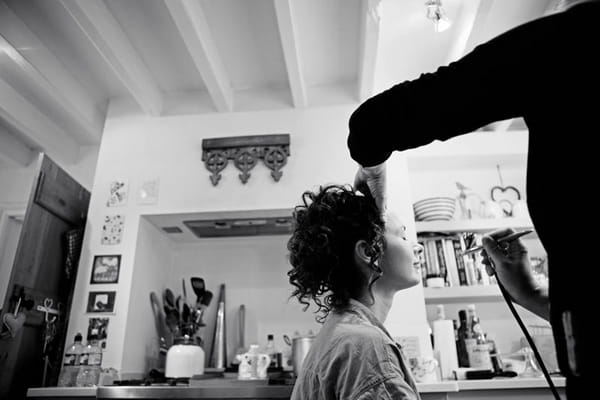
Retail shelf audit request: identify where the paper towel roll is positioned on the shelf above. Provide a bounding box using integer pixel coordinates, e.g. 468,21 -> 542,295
433,319 -> 459,380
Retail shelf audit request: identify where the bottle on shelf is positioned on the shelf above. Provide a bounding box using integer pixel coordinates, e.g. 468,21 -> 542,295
58,333 -> 83,387
265,334 -> 280,368
432,305 -> 459,380
464,304 -> 477,365
468,311 -> 493,370
486,334 -> 503,373
76,334 -> 103,386
456,310 -> 470,367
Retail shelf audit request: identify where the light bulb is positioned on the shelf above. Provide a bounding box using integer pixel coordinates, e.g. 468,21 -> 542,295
425,0 -> 452,33
435,15 -> 452,32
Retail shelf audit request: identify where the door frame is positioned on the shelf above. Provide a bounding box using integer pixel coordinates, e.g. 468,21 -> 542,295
0,201 -> 26,307
0,201 -> 27,261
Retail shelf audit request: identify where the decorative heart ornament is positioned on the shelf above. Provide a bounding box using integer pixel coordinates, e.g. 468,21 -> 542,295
490,186 -> 521,216
2,312 -> 26,337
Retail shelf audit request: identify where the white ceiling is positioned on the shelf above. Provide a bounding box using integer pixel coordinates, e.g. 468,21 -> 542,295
0,0 -> 556,169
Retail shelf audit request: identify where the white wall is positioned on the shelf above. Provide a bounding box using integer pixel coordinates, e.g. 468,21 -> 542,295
65,100 -> 429,373
121,217 -> 173,375
58,145 -> 100,192
0,167 -> 34,206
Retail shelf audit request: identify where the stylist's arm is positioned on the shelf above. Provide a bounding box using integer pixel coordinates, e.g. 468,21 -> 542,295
354,163 -> 387,214
348,95 -> 394,214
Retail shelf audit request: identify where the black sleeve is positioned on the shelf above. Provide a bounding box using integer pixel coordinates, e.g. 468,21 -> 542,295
347,10 -> 565,167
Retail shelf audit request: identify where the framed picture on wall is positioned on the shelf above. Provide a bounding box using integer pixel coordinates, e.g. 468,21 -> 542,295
91,255 -> 121,284
106,180 -> 129,207
87,317 -> 109,349
86,291 -> 116,313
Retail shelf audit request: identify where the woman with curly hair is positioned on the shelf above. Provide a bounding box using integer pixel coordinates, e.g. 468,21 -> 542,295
288,184 -> 424,400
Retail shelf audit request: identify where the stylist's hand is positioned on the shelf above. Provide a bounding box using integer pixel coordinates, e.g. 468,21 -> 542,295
481,228 -> 539,304
354,162 -> 387,214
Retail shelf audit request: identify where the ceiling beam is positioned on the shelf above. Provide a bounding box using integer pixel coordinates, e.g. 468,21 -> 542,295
0,37 -> 102,144
0,3 -> 103,144
0,77 -> 79,163
446,0 -> 493,64
0,124 -> 34,168
165,0 -> 233,112
60,0 -> 163,116
357,0 -> 382,102
274,0 -> 307,108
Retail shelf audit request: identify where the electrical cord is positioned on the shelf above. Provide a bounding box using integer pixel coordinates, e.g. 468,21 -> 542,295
490,261 -> 562,400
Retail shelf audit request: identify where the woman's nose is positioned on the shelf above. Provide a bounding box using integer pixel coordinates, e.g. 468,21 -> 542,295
413,243 -> 424,258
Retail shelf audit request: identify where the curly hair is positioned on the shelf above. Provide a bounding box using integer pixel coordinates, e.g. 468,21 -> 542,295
287,185 -> 385,323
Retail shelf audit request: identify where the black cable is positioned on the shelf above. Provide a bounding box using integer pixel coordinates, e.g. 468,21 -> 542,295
491,264 -> 562,400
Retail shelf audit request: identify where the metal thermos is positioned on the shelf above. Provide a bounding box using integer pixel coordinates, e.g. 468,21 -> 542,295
210,284 -> 227,368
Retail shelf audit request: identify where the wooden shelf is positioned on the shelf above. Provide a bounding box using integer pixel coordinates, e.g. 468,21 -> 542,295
416,218 -> 534,235
424,285 -> 503,304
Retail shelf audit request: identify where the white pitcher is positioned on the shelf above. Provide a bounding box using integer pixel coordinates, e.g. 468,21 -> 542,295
237,344 -> 270,380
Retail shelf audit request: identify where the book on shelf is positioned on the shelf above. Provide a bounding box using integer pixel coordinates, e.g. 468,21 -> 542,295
452,239 -> 469,286
435,240 -> 447,285
442,239 -> 460,287
417,233 -> 490,288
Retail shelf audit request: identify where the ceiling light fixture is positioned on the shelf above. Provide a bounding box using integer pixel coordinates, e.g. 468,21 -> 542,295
425,0 -> 452,32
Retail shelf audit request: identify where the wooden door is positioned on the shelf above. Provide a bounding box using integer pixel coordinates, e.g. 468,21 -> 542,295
0,154 -> 90,398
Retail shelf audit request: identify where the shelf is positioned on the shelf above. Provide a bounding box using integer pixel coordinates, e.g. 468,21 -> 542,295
424,285 -> 503,304
416,218 -> 534,235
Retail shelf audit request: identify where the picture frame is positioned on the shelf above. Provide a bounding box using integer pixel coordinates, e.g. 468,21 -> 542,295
101,215 -> 125,245
106,180 -> 129,207
86,291 -> 116,314
91,255 -> 121,284
87,317 -> 109,350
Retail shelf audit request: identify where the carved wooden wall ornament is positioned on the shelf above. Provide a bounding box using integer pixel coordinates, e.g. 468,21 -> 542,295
201,134 -> 290,186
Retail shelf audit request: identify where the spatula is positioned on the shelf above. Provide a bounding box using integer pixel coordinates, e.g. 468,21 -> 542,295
190,277 -> 205,305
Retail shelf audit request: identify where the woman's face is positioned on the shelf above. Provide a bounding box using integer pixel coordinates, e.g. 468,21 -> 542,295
378,214 -> 423,290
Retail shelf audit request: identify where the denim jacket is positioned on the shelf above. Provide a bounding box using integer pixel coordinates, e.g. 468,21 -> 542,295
290,299 -> 420,400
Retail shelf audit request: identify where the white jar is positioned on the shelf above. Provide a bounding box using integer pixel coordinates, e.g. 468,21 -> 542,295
165,336 -> 205,378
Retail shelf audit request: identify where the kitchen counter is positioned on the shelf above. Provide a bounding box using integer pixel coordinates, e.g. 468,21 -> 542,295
27,377 -> 566,399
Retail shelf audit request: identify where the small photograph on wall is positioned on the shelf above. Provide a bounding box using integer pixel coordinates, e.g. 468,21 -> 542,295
86,291 -> 116,313
101,215 -> 125,245
137,178 -> 160,205
91,255 -> 121,284
87,317 -> 109,350
106,180 -> 128,207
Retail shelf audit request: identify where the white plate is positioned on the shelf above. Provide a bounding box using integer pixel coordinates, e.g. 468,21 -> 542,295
415,211 -> 454,219
414,204 -> 456,213
413,197 -> 455,206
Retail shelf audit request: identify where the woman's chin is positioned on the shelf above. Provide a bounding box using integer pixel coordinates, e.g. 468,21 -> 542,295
396,277 -> 420,291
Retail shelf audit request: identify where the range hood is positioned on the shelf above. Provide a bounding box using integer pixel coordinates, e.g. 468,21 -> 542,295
144,209 -> 293,242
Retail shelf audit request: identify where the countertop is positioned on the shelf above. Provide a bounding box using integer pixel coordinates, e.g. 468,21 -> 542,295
27,377 -> 566,398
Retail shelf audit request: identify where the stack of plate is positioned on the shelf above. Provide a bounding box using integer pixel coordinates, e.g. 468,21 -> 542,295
413,197 -> 456,221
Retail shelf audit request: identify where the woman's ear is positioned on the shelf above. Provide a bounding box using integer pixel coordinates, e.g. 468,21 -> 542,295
355,239 -> 380,274
354,239 -> 371,267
